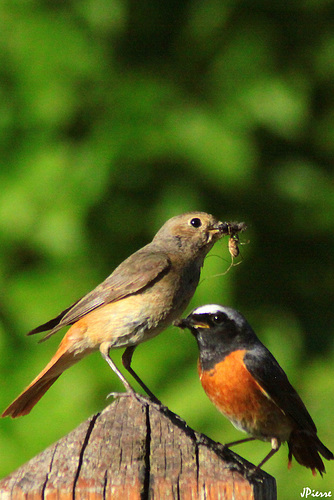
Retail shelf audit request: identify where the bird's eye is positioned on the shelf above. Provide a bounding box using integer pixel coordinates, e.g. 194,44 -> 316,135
212,312 -> 227,325
190,217 -> 202,228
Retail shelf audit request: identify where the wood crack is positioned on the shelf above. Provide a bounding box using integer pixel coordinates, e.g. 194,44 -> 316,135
72,412 -> 99,499
141,403 -> 151,500
41,442 -> 58,499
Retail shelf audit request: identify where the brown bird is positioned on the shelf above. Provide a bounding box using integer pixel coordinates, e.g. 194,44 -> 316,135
3,212 -> 230,418
175,304 -> 334,476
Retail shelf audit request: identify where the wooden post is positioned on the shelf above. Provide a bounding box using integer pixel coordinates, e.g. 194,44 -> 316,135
0,396 -> 276,499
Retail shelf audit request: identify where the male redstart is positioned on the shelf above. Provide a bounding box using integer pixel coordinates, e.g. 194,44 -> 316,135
3,212 -> 236,418
175,304 -> 333,475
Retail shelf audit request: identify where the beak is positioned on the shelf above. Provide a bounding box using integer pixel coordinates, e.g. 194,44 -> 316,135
207,220 -> 225,242
173,318 -> 190,329
174,315 -> 210,331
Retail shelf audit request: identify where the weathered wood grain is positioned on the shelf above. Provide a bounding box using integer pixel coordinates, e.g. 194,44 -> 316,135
0,396 -> 276,499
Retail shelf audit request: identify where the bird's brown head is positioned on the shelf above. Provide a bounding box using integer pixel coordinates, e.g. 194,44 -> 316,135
153,212 -> 225,258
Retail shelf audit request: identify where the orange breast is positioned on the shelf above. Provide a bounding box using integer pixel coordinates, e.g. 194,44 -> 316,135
198,350 -> 292,441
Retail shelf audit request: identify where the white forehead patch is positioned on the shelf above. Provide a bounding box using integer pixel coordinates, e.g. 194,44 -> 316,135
191,304 -> 247,330
192,304 -> 226,315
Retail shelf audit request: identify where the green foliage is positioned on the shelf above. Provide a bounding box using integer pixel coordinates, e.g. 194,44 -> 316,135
1,1 -> 334,497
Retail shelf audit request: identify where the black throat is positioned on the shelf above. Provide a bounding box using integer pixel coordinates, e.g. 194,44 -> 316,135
194,323 -> 258,372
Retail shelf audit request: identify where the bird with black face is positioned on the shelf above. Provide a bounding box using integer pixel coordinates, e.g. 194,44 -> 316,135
174,304 -> 333,476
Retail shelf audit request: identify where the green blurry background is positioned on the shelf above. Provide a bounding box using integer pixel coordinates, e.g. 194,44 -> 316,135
1,1 -> 334,498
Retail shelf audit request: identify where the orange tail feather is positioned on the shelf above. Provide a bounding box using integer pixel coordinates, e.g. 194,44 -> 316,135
2,375 -> 62,418
2,339 -> 86,418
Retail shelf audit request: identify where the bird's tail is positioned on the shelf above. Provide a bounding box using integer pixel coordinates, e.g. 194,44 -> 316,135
288,430 -> 334,476
2,337 -> 87,418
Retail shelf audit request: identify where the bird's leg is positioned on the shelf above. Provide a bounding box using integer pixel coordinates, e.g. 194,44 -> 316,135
122,346 -> 161,404
224,437 -> 256,448
256,437 -> 281,470
225,436 -> 280,475
100,343 -> 137,400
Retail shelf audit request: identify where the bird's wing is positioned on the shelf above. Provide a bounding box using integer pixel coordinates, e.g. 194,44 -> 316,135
244,346 -> 317,433
28,247 -> 171,342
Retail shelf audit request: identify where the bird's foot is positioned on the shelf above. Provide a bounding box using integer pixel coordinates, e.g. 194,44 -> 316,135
107,390 -> 164,411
